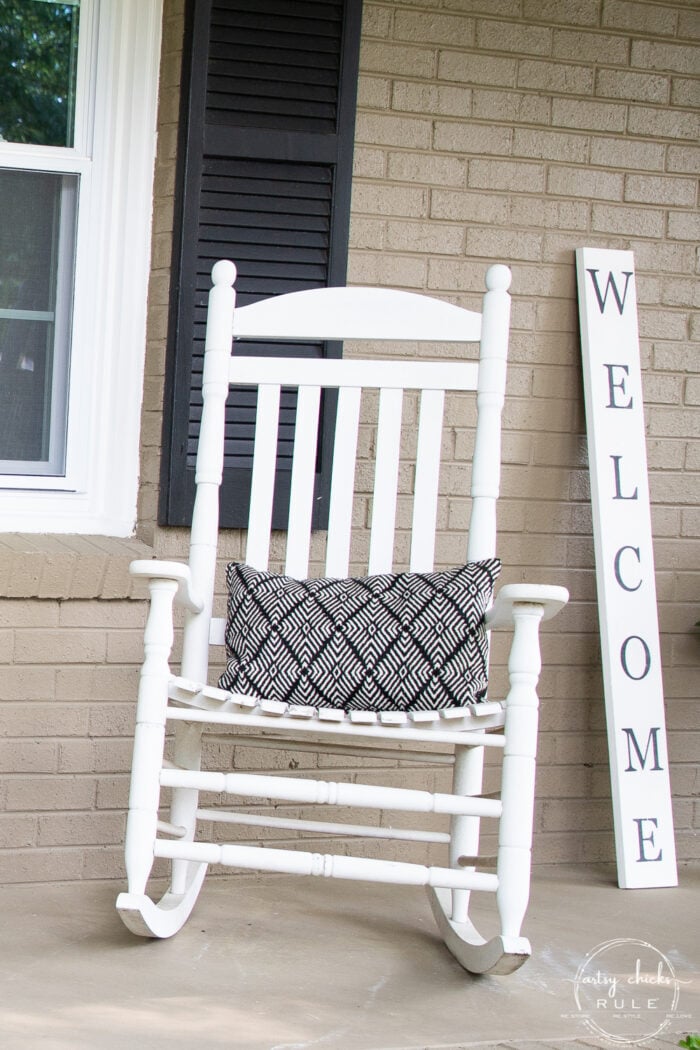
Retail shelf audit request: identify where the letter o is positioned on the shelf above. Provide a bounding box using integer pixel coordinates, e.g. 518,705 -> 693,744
621,636 -> 651,681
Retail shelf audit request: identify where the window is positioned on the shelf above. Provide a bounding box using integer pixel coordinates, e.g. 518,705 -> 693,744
0,0 -> 163,534
160,0 -> 362,528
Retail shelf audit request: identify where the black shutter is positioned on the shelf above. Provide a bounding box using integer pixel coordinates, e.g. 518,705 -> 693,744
160,0 -> 362,528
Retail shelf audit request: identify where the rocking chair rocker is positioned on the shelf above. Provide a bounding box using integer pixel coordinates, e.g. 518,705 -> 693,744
117,260 -> 568,975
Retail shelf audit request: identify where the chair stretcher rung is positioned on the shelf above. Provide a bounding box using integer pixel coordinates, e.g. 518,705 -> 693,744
160,769 -> 502,819
164,704 -> 505,748
220,735 -> 455,766
154,838 -> 499,893
196,809 -> 450,844
156,819 -> 187,838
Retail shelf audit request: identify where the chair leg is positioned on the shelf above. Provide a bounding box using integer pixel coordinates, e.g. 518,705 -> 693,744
427,743 -> 531,976
117,721 -> 209,938
429,603 -> 545,975
116,579 -> 208,938
168,722 -> 206,896
449,744 -> 485,924
495,604 -> 543,945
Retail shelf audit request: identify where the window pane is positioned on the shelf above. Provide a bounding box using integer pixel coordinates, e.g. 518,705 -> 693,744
0,0 -> 80,147
0,168 -> 77,475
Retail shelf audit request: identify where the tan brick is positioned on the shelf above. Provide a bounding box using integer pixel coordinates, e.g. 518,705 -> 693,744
394,10 -> 475,47
466,227 -> 544,261
667,144 -> 700,175
444,0 -> 520,14
590,136 -> 665,171
0,599 -> 59,629
472,88 -> 552,126
476,19 -> 552,56
671,76 -> 700,109
347,251 -> 427,289
433,121 -> 513,157
552,29 -> 630,65
385,220 -> 465,255
548,165 -> 624,201
0,703 -> 88,739
387,151 -> 466,187
95,775 -> 130,810
678,7 -> 700,39
13,628 -> 107,666
357,75 -> 390,110
511,197 -> 589,231
512,127 -> 588,163
426,257 -> 504,294
58,739 -> 99,774
639,309 -> 690,342
430,189 -> 510,225
591,203 -> 665,239
603,0 -> 679,36
523,0 -> 600,26
625,173 -> 697,207
352,147 -> 386,180
518,59 -> 594,95
0,849 -> 84,884
667,210 -> 700,242
552,97 -> 627,133
0,814 -> 37,848
661,276 -> 700,309
468,158 -> 545,194
392,81 -> 473,119
631,39 -> 700,76
351,181 -> 428,219
349,216 -> 385,251
0,667 -> 54,702
597,67 -> 670,105
361,4 -> 392,38
5,776 -> 96,812
360,40 -> 436,79
37,811 -> 124,847
0,741 -> 57,773
628,105 -> 700,141
437,50 -> 516,87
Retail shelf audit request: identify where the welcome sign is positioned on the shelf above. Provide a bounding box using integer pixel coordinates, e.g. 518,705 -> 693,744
576,247 -> 677,889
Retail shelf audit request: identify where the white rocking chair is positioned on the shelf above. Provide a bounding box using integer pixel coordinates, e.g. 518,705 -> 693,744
117,260 -> 568,975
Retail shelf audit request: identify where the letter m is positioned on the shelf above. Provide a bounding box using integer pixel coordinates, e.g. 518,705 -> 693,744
587,269 -> 634,315
622,727 -> 663,772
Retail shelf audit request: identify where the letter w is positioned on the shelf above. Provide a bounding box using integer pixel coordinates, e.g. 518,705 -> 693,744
587,269 -> 634,315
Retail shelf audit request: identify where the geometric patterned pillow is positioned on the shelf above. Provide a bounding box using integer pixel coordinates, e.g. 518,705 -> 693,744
218,559 -> 500,712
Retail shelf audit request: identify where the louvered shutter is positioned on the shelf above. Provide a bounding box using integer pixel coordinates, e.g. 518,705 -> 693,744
160,0 -> 361,528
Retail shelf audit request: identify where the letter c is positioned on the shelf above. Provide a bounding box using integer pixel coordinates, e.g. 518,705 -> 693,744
614,546 -> 642,592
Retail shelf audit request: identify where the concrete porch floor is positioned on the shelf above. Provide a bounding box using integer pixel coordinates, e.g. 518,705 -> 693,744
0,864 -> 697,1050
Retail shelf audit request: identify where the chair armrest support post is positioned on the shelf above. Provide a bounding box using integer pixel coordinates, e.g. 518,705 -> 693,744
485,584 -> 568,631
130,560 -> 205,615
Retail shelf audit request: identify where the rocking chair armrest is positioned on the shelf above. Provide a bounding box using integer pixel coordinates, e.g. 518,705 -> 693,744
485,584 -> 569,630
129,560 -> 205,615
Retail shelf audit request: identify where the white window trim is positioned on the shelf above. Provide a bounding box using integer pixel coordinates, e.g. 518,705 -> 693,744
0,0 -> 163,536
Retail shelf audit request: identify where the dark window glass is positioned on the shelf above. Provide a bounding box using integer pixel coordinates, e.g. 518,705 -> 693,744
0,168 -> 77,473
0,0 -> 80,147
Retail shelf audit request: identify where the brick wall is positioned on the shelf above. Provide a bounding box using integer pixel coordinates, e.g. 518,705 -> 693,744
0,0 -> 697,885
345,0 -> 699,868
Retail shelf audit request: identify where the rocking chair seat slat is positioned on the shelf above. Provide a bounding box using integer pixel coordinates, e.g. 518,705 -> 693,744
163,703 -> 507,747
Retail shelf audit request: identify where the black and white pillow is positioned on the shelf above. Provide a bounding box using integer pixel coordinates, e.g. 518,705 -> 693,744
219,560 -> 500,712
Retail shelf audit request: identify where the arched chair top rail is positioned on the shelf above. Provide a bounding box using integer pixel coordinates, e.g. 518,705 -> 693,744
221,261 -> 511,343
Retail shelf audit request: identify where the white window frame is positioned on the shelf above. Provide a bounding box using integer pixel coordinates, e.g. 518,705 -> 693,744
0,0 -> 163,535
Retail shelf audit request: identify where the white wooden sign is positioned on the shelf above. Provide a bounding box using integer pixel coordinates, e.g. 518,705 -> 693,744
576,247 -> 677,889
